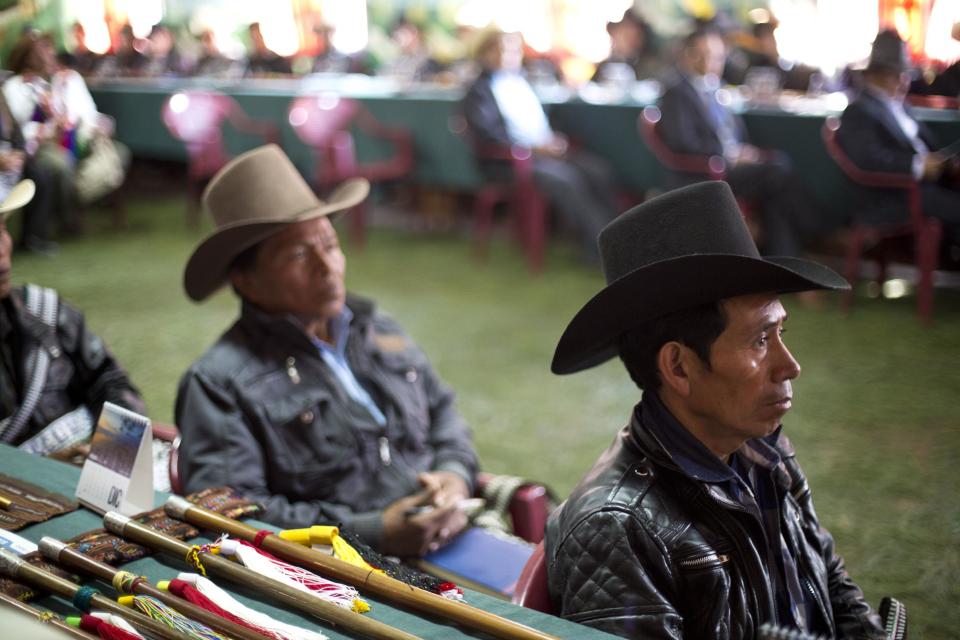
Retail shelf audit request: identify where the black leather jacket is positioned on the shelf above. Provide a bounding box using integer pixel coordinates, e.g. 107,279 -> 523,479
0,286 -> 144,447
545,402 -> 885,639
176,294 -> 478,548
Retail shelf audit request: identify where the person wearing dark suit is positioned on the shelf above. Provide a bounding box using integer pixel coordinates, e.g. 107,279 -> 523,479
657,29 -> 825,258
838,30 -> 960,241
462,30 -> 620,261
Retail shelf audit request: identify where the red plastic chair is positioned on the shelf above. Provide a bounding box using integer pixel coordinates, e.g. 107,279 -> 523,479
288,94 -> 414,246
511,542 -> 553,613
821,116 -> 941,323
449,115 -> 547,273
639,105 -> 756,225
162,90 -> 279,226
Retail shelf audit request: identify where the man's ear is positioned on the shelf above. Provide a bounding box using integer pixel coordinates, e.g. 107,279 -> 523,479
229,269 -> 254,302
657,341 -> 693,397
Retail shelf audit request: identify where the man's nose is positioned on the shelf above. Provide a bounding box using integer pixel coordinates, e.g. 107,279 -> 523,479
773,341 -> 801,383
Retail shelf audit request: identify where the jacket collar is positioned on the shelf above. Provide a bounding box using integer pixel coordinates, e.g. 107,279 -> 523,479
238,292 -> 375,351
5,286 -> 56,349
631,391 -> 789,487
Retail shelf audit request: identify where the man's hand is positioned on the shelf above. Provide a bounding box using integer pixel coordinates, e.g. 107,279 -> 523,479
923,153 -> 946,181
380,472 -> 471,557
534,134 -> 569,159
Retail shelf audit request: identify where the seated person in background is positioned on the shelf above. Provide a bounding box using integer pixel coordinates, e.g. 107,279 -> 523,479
462,29 -> 621,262
245,22 -> 292,76
3,31 -> 128,233
723,20 -> 818,92
592,9 -> 662,83
377,17 -> 446,81
143,24 -> 185,77
103,25 -> 149,77
838,29 -> 960,243
176,145 -> 479,558
192,29 -> 243,79
0,91 -> 57,254
0,180 -> 145,462
545,181 -> 886,639
658,29 -> 825,258
58,22 -> 103,77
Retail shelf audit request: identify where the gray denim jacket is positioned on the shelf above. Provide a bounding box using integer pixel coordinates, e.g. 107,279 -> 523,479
175,294 -> 478,548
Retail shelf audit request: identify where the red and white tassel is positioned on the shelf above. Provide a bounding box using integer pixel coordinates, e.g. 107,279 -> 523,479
211,535 -> 370,613
165,573 -> 328,640
67,612 -> 145,640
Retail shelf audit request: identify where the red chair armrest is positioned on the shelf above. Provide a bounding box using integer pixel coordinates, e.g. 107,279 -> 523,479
474,472 -> 550,544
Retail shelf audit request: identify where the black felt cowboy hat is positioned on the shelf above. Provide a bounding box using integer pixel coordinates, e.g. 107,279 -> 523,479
866,29 -> 910,74
183,144 -> 369,302
551,181 -> 848,375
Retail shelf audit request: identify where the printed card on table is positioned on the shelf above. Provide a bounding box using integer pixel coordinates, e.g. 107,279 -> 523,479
76,402 -> 153,515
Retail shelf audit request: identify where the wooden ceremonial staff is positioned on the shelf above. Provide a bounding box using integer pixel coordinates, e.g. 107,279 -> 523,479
165,497 -> 561,640
0,590 -> 98,640
39,536 -> 267,640
103,511 -> 423,640
0,547 -> 194,640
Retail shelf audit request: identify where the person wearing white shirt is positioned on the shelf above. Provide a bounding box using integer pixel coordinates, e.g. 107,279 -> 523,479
462,30 -> 621,262
837,30 -> 960,241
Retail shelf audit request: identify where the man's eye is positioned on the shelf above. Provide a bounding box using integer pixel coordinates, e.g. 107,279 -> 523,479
757,334 -> 769,346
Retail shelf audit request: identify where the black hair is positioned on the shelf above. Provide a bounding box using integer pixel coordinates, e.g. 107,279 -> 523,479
683,27 -> 722,51
618,301 -> 727,392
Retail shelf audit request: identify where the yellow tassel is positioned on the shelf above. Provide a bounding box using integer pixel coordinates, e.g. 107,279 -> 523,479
186,546 -> 207,576
280,525 -> 383,574
117,595 -> 135,607
352,597 -> 371,614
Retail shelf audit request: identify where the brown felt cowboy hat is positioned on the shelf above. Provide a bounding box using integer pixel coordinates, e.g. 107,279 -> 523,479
551,181 -> 849,375
184,144 -> 369,302
0,180 -> 36,220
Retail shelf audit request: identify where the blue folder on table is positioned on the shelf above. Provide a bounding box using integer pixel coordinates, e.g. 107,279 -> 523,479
418,527 -> 535,599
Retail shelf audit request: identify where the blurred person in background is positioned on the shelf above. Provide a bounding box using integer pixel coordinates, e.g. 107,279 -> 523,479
311,22 -> 361,74
176,145 -> 479,558
657,28 -> 827,259
724,20 -> 818,92
108,24 -> 148,76
143,24 -> 185,77
245,22 -> 292,76
0,85 -> 57,254
57,22 -> 102,76
838,29 -> 960,244
3,31 -> 128,235
377,16 -> 446,81
462,29 -> 621,262
0,180 -> 144,463
592,9 -> 663,83
929,23 -> 960,98
192,29 -> 242,78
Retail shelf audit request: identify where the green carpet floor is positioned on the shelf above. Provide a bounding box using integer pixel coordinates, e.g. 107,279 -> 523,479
11,197 -> 960,637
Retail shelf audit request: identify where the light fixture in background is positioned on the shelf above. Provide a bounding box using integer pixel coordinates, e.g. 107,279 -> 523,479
72,0 -> 111,54
257,2 -> 300,57
112,0 -> 163,38
320,0 -> 368,55
882,279 -> 911,300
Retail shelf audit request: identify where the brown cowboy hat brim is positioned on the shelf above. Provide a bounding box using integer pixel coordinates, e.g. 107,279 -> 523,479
0,180 -> 36,219
183,178 -> 369,301
551,253 -> 848,374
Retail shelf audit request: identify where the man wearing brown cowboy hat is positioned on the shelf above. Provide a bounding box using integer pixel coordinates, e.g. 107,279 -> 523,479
838,29 -> 960,243
544,182 -> 886,638
175,144 -> 478,557
0,179 -> 144,461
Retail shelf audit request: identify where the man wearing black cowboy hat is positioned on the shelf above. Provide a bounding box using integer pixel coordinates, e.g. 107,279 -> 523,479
175,145 -> 478,558
544,182 -> 885,638
838,29 -> 960,241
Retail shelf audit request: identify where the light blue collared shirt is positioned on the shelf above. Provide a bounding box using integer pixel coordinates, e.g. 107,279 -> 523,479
311,307 -> 386,427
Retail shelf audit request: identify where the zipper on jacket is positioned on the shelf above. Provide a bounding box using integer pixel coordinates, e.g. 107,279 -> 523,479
801,575 -> 834,638
678,551 -> 730,569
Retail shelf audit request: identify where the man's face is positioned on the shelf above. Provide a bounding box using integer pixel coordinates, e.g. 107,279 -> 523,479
685,33 -> 726,78
0,219 -> 12,299
683,293 -> 801,444
232,216 -> 346,324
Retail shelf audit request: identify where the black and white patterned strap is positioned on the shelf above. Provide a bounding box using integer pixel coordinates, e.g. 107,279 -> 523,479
0,284 -> 58,444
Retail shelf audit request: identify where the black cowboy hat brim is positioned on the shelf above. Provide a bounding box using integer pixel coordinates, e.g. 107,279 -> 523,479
551,253 -> 849,375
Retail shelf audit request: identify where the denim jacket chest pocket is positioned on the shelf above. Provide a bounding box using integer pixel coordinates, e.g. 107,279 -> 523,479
249,371 -> 358,476
370,348 -> 431,450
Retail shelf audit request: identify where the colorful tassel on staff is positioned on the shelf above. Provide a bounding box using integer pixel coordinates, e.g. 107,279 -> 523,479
118,594 -> 227,640
66,613 -> 144,640
207,535 -> 370,613
160,574 -> 328,640
279,526 -> 384,575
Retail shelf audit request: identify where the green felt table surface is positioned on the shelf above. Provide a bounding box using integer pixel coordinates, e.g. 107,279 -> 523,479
1,444 -> 617,639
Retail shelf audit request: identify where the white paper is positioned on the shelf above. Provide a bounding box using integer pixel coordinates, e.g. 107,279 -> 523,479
76,402 -> 154,515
